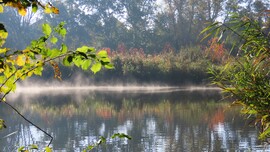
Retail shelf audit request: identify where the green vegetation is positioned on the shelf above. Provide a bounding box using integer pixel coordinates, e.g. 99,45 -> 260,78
2,0 -> 268,52
0,0 -> 115,151
203,13 -> 270,139
40,45 -> 214,85
1,0 -> 270,150
93,46 -> 210,85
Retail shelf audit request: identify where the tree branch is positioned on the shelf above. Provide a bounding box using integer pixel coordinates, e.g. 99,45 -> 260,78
0,52 -> 73,147
2,101 -> 53,147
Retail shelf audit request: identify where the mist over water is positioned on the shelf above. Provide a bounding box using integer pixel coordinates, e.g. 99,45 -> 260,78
16,85 -> 220,93
10,79 -> 221,102
14,75 -> 220,93
1,84 -> 268,151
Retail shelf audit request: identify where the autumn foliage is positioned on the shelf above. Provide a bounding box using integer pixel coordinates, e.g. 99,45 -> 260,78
205,38 -> 228,64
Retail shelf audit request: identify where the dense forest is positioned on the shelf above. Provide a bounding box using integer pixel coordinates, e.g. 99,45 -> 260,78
1,0 -> 268,51
1,0 -> 269,85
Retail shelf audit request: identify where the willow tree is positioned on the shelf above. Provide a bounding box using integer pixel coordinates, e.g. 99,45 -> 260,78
0,0 -> 114,151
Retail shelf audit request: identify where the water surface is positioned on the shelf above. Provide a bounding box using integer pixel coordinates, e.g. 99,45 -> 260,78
0,86 -> 269,151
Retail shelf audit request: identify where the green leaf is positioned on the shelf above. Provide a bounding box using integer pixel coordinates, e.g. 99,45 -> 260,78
91,62 -> 102,74
73,56 -> 83,67
31,40 -> 37,46
32,3 -> 38,13
1,86 -> 9,94
5,76 -> 15,91
42,24 -> 52,36
105,63 -> 114,69
0,48 -> 8,54
60,28 -> 67,37
78,52 -> 88,59
88,47 -> 96,52
259,125 -> 270,139
61,44 -> 68,53
50,49 -> 60,58
59,22 -> 66,27
18,146 -> 25,152
44,48 -> 51,56
97,50 -> 108,58
0,30 -> 8,39
200,22 -> 219,35
33,66 -> 43,76
30,144 -> 39,150
0,75 -> 5,83
77,46 -> 89,53
50,36 -> 58,44
82,60 -> 91,70
89,54 -> 96,59
85,145 -> 94,151
63,55 -> 73,66
101,57 -> 111,63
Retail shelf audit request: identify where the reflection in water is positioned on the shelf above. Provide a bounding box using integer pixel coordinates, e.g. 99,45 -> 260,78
0,87 -> 269,151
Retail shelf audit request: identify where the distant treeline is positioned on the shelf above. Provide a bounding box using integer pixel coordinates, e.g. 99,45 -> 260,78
1,0 -> 268,53
38,45 -> 226,85
1,0 -> 267,85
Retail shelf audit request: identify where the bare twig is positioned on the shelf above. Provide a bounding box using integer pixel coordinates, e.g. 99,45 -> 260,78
2,101 -> 53,146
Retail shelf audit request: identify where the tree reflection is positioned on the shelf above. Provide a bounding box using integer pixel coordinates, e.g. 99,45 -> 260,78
1,90 -> 268,151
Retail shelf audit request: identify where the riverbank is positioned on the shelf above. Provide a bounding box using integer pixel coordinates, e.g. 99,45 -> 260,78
54,46 -> 213,85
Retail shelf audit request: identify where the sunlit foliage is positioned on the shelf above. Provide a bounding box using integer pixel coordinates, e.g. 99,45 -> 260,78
0,0 -> 113,150
203,12 -> 270,139
103,45 -> 209,85
0,0 -> 59,16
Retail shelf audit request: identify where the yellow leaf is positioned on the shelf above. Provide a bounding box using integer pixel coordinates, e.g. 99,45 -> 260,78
6,2 -> 17,8
44,5 -> 52,14
18,8 -> 27,16
0,86 -> 9,94
27,71 -> 33,77
0,5 -> 4,13
16,55 -> 25,66
6,57 -> 14,63
0,30 -> 8,39
51,6 -> 59,14
15,70 -> 22,78
45,147 -> 52,152
0,48 -> 8,54
3,64 -> 11,77
22,49 -> 30,53
20,74 -> 26,80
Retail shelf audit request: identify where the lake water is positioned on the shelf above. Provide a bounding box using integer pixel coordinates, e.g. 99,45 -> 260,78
0,86 -> 269,151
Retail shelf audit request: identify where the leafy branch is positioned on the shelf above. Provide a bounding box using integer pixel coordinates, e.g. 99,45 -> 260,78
0,1 -> 125,151
202,13 -> 270,140
0,21 -> 113,150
